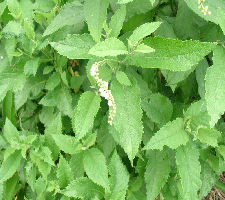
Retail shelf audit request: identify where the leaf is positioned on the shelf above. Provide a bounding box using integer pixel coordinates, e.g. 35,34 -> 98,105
145,151 -> 170,200
7,0 -> 21,19
183,0 -> 225,34
63,177 -> 104,199
142,93 -> 173,125
107,151 -> 129,200
217,145 -> 225,160
2,21 -> 22,36
23,18 -> 35,40
110,80 -> 143,162
144,118 -> 189,150
83,148 -> 109,191
205,47 -> 225,127
118,0 -> 134,4
116,71 -> 131,86
197,127 -> 221,147
24,58 -> 39,76
0,150 -> 22,182
43,2 -> 84,36
4,174 -> 20,200
0,72 -> 26,102
3,118 -> 19,146
176,142 -> 201,200
50,34 -> 95,59
134,43 -> 154,54
84,0 -> 109,42
109,6 -> 126,38
128,37 -> 216,71
70,153 -> 84,178
73,91 -> 101,140
199,163 -> 216,199
184,100 -> 210,131
57,155 -> 73,189
89,38 -> 128,57
2,91 -> 15,125
52,134 -> 82,154
128,22 -> 161,45
45,72 -> 61,91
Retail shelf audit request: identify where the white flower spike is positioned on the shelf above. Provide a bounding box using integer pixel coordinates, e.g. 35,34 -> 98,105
90,62 -> 116,125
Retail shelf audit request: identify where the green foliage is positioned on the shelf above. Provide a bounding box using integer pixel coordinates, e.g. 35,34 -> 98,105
0,0 -> 225,199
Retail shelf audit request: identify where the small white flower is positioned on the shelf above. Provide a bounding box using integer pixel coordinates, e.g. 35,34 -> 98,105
0,56 -> 3,60
108,100 -> 113,106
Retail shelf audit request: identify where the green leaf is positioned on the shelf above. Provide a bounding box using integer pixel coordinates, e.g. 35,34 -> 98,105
43,2 -> 84,36
7,0 -> 21,19
128,37 -> 216,71
128,22 -> 161,45
40,86 -> 73,117
63,177 -> 104,199
199,163 -> 216,199
0,150 -> 22,182
45,72 -> 61,91
176,142 -> 201,200
52,134 -> 82,154
184,100 -> 210,131
57,155 -> 73,189
144,118 -> 189,150
24,58 -> 39,76
205,47 -> 225,127
142,93 -> 173,125
4,174 -> 20,200
89,38 -> 128,57
183,0 -> 225,34
83,148 -> 109,191
118,0 -> 134,4
23,18 -> 35,40
3,118 -> 19,146
197,127 -> 221,147
0,72 -> 26,102
134,43 -> 154,54
109,6 -> 126,38
70,153 -> 84,178
50,34 -> 95,59
110,80 -> 143,162
217,145 -> 225,160
107,150 -> 129,200
145,151 -> 170,200
116,71 -> 131,86
84,0 -> 109,42
2,21 -> 22,36
73,91 -> 101,140
2,91 -> 15,125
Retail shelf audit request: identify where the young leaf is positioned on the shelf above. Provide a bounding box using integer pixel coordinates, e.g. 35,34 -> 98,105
89,38 -> 128,57
84,0 -> 109,42
107,150 -> 129,199
57,155 -> 73,189
24,58 -> 39,76
110,80 -> 143,162
73,91 -> 101,140
128,22 -> 161,45
52,134 -> 82,154
197,127 -> 221,147
144,118 -> 189,151
145,150 -> 170,200
116,71 -> 131,86
83,148 -> 109,191
205,47 -> 225,127
23,18 -> 35,40
50,34 -> 95,59
176,142 -> 201,200
43,2 -> 84,36
118,0 -> 134,4
0,150 -> 22,182
63,177 -> 104,199
128,37 -> 216,71
109,6 -> 126,38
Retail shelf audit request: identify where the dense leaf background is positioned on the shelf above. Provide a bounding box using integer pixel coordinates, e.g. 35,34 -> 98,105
0,0 -> 225,199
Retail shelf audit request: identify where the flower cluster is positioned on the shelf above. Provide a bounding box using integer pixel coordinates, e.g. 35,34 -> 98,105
197,0 -> 211,15
90,62 -> 116,125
